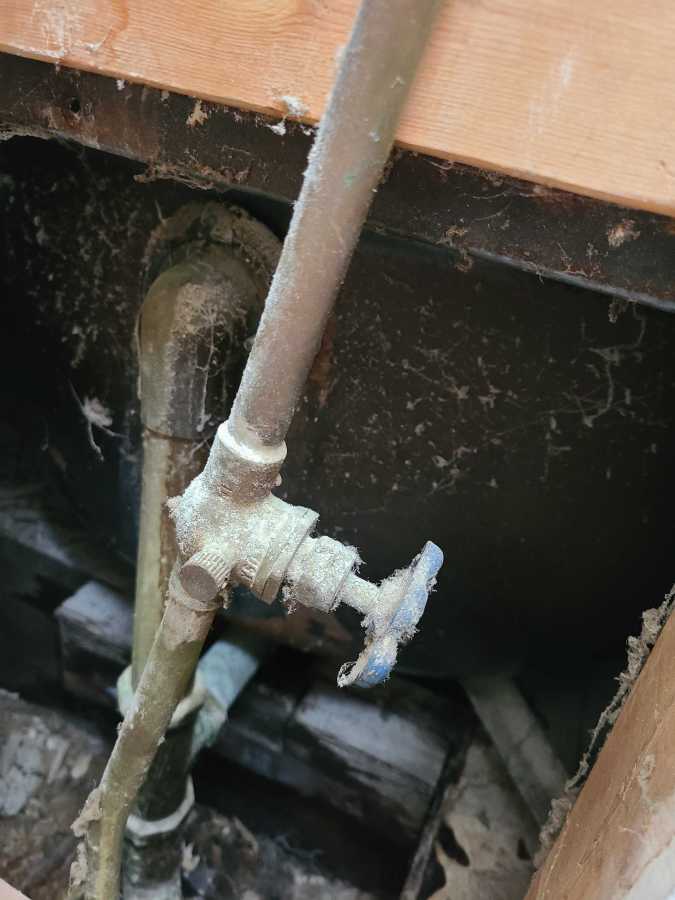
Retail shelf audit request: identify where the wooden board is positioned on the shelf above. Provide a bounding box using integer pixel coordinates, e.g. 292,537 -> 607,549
1,2 -> 675,215
0,882 -> 29,900
526,603 -> 675,899
55,580 -> 464,841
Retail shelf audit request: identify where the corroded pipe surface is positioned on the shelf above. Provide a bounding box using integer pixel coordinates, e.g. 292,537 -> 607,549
132,433 -> 205,689
229,0 -> 442,453
69,574 -> 225,900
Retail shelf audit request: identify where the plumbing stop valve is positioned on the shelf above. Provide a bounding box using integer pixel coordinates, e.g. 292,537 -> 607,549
172,419 -> 442,688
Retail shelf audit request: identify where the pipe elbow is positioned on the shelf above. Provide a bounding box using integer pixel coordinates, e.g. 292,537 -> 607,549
138,245 -> 263,439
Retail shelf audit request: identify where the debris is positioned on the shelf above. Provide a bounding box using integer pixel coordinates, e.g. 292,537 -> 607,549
279,95 -> 308,118
70,385 -> 119,461
69,841 -> 88,889
0,693 -> 108,899
266,95 -> 308,136
608,296 -> 629,323
182,806 -> 377,899
402,738 -> 538,900
433,744 -> 536,900
181,842 -> 200,874
81,397 -> 113,431
187,99 -> 209,128
71,787 -> 102,837
536,585 -> 675,862
607,219 -> 640,248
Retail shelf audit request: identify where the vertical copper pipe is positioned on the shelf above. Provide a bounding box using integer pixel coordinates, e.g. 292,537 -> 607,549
228,0 -> 442,452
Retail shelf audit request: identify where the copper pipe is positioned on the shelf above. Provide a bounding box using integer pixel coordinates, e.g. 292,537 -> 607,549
228,0 -> 442,453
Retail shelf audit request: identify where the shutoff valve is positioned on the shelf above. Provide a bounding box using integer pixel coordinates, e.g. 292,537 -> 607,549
173,420 -> 443,687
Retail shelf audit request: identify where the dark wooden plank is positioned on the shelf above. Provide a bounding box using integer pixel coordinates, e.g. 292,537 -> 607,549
286,683 -> 445,838
56,580 -> 466,840
0,484 -> 130,592
1,54 -> 675,313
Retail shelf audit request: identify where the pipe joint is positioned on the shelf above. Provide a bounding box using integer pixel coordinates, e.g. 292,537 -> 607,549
171,423 -> 443,687
201,419 -> 287,501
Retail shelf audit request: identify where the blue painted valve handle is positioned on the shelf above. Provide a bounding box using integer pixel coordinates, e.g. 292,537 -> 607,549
337,541 -> 443,688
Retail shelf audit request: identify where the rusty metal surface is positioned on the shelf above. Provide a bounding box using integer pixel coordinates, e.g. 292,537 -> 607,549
1,52 -> 675,312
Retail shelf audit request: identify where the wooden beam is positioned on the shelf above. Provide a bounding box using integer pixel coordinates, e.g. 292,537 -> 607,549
0,881 -> 29,900
464,675 -> 568,827
56,580 -> 465,842
0,485 -> 130,592
1,2 -> 675,215
526,600 -> 675,900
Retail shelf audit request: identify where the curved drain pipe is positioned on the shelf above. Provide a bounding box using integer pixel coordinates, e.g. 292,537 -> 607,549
132,207 -> 279,686
70,2 -> 444,897
122,208 -> 278,899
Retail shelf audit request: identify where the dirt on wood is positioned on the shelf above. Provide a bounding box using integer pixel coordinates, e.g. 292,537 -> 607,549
0,692 -> 379,899
0,691 -> 109,899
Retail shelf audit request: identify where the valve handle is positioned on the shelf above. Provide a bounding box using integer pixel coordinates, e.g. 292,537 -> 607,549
337,541 -> 443,688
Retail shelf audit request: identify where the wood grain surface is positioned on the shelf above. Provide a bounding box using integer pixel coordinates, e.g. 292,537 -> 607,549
1,2 -> 675,214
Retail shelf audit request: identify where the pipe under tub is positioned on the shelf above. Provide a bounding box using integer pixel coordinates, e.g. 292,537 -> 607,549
228,0 -> 442,454
124,220 -> 279,897
70,2 -> 442,897
133,243 -> 270,687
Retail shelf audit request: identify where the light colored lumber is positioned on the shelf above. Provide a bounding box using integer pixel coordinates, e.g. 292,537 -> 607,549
1,2 -> 675,215
464,675 -> 568,827
526,605 -> 675,900
0,883 -> 28,900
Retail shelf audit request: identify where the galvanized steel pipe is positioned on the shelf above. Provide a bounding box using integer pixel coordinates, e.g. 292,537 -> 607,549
228,0 -> 442,453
